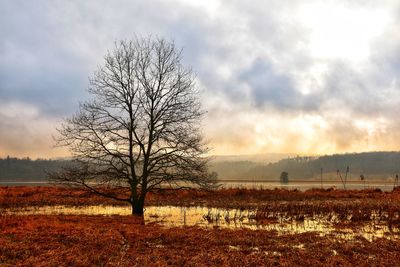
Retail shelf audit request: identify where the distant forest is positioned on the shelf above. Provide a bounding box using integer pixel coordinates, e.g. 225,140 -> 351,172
210,151 -> 400,181
1,151 -> 400,182
0,157 -> 67,182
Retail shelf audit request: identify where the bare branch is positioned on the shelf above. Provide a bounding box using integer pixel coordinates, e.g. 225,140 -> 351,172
50,36 -> 214,215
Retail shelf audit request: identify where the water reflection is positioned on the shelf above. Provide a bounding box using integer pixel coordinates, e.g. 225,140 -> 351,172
3,205 -> 399,241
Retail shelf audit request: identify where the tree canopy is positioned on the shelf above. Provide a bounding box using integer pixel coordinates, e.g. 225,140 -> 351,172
49,37 -> 216,215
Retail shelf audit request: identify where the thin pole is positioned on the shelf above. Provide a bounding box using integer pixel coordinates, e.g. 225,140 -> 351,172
337,169 -> 345,189
344,166 -> 349,190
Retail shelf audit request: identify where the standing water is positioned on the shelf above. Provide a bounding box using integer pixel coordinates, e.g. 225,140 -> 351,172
3,205 -> 399,241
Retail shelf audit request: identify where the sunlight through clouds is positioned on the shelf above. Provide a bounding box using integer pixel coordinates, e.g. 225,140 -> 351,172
1,0 -> 400,157
298,2 -> 390,61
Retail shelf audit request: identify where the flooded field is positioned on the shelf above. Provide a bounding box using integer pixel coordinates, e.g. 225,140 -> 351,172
3,204 -> 399,241
2,187 -> 400,266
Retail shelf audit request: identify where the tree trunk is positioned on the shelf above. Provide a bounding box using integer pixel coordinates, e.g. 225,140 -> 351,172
132,200 -> 144,215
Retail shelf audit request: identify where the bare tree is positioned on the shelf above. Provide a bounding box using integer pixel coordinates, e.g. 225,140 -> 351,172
49,37 -> 216,215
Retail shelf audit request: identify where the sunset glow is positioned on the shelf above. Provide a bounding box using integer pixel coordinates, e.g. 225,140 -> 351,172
1,0 -> 400,158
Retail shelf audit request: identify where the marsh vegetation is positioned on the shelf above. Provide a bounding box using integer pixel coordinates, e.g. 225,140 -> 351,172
1,186 -> 400,265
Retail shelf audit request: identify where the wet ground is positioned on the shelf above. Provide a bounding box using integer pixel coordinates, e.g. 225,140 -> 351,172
3,204 -> 399,242
3,187 -> 400,265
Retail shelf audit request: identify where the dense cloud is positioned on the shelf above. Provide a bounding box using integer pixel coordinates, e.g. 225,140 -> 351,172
1,0 -> 400,157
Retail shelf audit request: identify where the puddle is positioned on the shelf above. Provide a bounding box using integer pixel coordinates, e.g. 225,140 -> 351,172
2,205 -> 399,241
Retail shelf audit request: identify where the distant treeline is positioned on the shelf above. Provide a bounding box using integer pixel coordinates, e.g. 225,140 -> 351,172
210,152 -> 400,181
0,157 -> 66,181
1,151 -> 400,182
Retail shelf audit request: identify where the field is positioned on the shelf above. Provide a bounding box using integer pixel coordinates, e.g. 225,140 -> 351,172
1,186 -> 400,266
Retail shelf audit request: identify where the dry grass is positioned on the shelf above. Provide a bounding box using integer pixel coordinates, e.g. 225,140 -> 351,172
2,186 -> 400,266
1,186 -> 399,209
1,215 -> 400,266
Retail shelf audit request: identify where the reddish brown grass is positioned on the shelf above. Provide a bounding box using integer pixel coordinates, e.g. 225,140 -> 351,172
1,186 -> 399,209
1,187 -> 400,266
1,215 -> 399,266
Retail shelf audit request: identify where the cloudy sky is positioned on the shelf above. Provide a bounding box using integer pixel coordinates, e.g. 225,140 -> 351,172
1,0 -> 400,158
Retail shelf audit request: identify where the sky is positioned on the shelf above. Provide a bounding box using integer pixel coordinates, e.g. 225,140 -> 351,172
1,0 -> 400,158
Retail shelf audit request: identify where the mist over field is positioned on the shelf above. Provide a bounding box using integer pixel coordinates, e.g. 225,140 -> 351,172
1,152 -> 399,183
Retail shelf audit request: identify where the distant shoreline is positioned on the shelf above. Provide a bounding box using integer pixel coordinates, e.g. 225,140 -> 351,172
1,179 -> 398,192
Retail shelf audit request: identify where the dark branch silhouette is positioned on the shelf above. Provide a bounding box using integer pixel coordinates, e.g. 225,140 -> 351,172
49,37 -> 217,215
